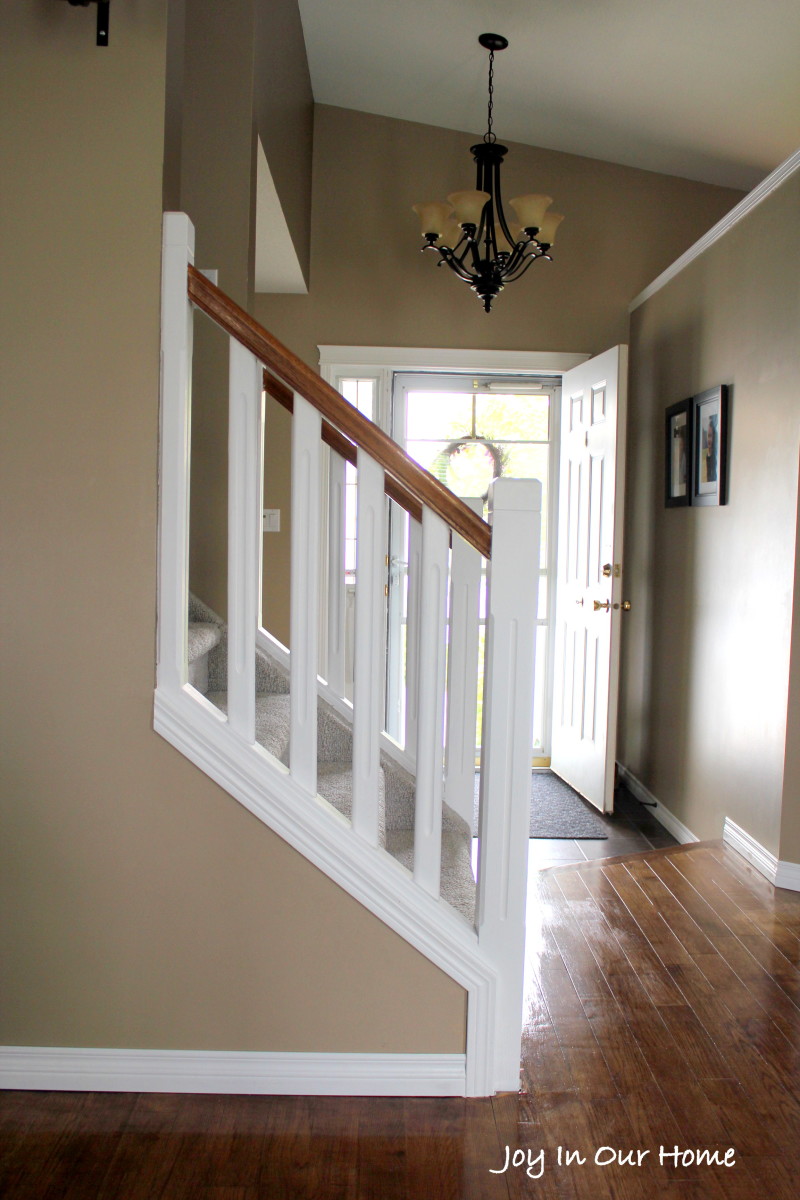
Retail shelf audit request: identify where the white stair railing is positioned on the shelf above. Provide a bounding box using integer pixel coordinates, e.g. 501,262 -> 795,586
444,498 -> 483,827
156,212 -> 541,1096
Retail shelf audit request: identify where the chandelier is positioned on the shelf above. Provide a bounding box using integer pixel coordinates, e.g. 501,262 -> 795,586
413,34 -> 564,313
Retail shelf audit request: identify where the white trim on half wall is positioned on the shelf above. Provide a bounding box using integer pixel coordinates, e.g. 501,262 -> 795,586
0,1047 -> 466,1097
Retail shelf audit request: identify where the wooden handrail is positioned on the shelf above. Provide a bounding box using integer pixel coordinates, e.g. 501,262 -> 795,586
188,265 -> 492,558
263,372 -> 424,524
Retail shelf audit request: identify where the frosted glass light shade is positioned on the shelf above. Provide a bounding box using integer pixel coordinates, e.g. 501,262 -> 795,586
537,212 -> 564,246
440,221 -> 464,248
447,190 -> 490,226
412,201 -> 454,237
509,193 -> 553,231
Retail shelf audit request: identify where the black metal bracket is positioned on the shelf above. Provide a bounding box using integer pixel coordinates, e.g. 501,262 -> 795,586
66,0 -> 110,47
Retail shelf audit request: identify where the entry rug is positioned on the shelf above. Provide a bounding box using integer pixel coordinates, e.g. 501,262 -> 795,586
473,770 -> 609,839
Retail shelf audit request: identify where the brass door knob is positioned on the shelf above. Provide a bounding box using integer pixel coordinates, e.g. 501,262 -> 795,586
593,600 -> 611,612
621,600 -> 632,611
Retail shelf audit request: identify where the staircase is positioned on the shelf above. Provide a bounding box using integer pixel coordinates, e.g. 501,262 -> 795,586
156,213 -> 542,1096
189,598 -> 476,921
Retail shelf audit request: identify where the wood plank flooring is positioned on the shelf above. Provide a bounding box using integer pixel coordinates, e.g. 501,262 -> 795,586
1,840 -> 799,1198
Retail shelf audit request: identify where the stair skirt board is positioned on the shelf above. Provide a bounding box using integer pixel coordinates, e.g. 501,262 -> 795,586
0,1047 -> 466,1097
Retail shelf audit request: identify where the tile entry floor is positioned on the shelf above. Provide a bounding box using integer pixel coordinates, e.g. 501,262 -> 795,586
473,781 -> 679,876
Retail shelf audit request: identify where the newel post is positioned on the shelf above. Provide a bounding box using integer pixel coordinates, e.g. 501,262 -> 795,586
476,477 -> 541,1093
157,213 -> 195,697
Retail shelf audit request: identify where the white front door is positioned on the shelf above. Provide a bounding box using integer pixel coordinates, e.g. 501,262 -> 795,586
550,346 -> 628,812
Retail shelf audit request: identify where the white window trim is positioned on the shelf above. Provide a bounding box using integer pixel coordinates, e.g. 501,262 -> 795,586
319,347 -> 589,759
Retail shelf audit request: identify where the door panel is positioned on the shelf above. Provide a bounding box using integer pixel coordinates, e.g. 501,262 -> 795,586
550,347 -> 628,812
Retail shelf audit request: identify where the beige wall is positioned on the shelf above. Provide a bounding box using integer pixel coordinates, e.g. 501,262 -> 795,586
254,103 -> 743,640
780,461 -> 800,862
0,0 -> 465,1055
180,0 -> 314,628
619,171 -> 800,857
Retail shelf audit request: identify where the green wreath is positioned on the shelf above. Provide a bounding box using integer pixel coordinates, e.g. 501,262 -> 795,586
431,437 -> 508,498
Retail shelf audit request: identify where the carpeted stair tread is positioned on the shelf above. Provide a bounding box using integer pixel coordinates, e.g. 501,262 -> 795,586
386,829 -> 475,923
206,691 -> 292,762
188,622 -> 221,663
317,761 -> 386,844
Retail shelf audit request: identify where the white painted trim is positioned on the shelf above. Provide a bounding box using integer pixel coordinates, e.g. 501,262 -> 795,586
154,684 -> 497,1095
413,508 -> 448,895
318,346 -> 589,375
722,818 -> 800,892
289,394 -> 322,794
445,500 -> 483,827
775,860 -> 800,892
723,818 -> 778,881
630,148 -> 800,312
615,764 -> 699,844
0,1046 -> 465,1097
157,213 -> 194,696
477,479 -> 541,1092
226,340 -> 263,744
351,451 -> 386,847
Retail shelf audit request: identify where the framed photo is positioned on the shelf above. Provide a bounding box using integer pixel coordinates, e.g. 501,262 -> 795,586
692,385 -> 729,506
665,398 -> 692,507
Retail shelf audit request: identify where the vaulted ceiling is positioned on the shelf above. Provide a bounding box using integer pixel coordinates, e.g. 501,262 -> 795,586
298,0 -> 800,191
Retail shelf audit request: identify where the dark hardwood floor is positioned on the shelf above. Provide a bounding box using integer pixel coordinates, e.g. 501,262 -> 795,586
2,840 -> 799,1198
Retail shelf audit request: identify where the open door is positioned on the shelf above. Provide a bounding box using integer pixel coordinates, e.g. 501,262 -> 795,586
550,346 -> 628,812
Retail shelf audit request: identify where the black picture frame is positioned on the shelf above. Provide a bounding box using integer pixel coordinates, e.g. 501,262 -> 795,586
665,397 -> 692,507
692,385 -> 729,506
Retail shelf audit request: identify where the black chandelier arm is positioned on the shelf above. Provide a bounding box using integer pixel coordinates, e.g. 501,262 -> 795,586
497,242 -> 531,278
431,246 -> 481,284
502,248 -> 551,284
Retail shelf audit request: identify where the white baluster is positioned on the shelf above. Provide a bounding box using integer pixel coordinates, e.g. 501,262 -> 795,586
226,340 -> 264,744
326,449 -> 347,698
445,498 -> 483,827
476,477 -> 541,1093
351,451 -> 386,845
413,507 -> 449,895
157,213 -> 194,697
404,516 -> 422,756
290,393 -> 322,793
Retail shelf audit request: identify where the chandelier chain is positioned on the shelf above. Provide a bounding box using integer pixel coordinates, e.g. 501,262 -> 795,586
484,49 -> 497,144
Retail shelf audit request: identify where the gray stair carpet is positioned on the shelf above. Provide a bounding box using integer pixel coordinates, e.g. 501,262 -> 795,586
187,621 -> 221,694
189,594 -> 475,923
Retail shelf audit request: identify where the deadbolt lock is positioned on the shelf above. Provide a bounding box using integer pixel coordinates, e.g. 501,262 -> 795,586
602,563 -> 612,577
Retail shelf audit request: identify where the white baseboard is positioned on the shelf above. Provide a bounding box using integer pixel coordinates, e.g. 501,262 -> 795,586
616,764 -> 699,844
723,819 -> 800,893
0,1047 -> 466,1097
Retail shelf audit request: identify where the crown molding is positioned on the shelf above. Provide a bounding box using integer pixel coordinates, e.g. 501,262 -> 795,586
630,148 -> 800,312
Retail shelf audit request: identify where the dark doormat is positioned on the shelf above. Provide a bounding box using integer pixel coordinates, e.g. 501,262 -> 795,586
473,770 -> 609,839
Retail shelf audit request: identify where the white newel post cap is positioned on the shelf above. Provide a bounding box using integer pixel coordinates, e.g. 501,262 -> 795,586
487,476 -> 542,514
163,211 -> 195,254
